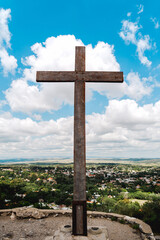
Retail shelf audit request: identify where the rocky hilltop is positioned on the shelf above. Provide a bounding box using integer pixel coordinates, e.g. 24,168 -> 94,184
0,208 -> 155,240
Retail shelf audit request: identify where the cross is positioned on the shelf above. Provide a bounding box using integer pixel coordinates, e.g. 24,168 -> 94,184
36,46 -> 123,236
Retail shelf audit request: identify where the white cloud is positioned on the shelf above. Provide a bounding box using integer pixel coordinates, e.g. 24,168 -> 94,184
0,113 -> 73,158
0,48 -> 17,76
0,8 -> 17,76
0,8 -> 11,47
126,72 -> 152,99
33,114 -> 42,121
86,99 -> 160,157
154,64 -> 160,70
86,42 -> 120,71
119,20 -> 139,44
151,17 -> 159,29
136,35 -> 152,67
5,79 -> 74,113
4,35 -> 153,114
5,35 -> 121,113
21,35 -> 120,81
1,99 -> 160,158
137,4 -> 144,14
0,100 -> 7,108
88,71 -> 152,101
119,19 -> 152,67
127,12 -> 132,17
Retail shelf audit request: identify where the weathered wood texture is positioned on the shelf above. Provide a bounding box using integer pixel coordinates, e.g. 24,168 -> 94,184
73,47 -> 87,235
72,200 -> 87,236
74,46 -> 86,201
75,46 -> 85,72
76,205 -> 83,234
36,46 -> 124,236
74,79 -> 86,200
36,71 -> 123,82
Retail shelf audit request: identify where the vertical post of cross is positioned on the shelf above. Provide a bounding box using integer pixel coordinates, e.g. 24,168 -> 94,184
36,45 -> 123,236
72,46 -> 87,236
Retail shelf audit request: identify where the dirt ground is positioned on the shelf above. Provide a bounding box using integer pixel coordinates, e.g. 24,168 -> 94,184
0,215 -> 142,240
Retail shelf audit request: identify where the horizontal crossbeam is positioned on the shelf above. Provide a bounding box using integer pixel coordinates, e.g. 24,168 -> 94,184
36,71 -> 123,83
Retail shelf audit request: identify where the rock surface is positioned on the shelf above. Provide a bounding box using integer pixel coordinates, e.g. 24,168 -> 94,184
0,214 -> 141,240
13,207 -> 48,219
0,208 -> 155,240
53,225 -> 109,240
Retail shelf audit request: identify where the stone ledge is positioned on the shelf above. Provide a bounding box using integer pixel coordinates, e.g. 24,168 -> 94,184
0,208 -> 155,240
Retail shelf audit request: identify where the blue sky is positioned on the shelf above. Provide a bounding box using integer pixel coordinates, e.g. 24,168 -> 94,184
0,0 -> 160,160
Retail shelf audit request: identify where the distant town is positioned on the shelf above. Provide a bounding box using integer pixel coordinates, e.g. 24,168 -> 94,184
0,163 -> 160,233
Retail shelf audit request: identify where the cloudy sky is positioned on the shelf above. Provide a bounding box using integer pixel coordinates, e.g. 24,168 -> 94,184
0,0 -> 160,160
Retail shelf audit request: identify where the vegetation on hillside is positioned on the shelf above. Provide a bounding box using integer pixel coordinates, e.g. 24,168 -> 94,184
0,163 -> 160,233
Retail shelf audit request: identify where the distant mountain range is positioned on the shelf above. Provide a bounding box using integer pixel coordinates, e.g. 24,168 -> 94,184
0,157 -> 160,165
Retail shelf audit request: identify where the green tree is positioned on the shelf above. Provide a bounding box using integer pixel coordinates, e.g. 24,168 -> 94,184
141,200 -> 160,233
114,199 -> 140,217
102,196 -> 116,212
